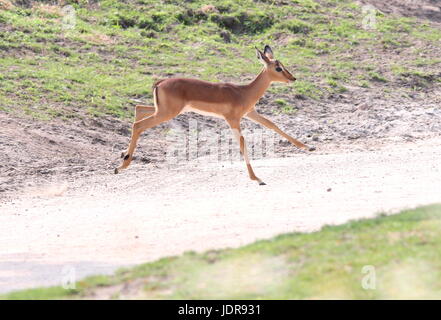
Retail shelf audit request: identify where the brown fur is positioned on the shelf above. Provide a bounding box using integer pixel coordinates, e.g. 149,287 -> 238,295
116,46 -> 312,184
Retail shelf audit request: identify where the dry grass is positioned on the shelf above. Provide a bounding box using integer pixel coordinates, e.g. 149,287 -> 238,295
34,3 -> 62,17
80,32 -> 116,45
0,0 -> 14,10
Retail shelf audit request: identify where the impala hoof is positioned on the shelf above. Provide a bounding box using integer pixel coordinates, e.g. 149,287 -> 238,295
114,168 -> 119,174
259,181 -> 266,186
309,146 -> 316,152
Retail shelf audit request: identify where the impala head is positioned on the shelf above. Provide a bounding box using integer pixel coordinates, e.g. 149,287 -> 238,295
256,45 -> 296,83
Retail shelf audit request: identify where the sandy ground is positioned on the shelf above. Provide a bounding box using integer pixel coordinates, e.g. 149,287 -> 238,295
1,137 -> 441,294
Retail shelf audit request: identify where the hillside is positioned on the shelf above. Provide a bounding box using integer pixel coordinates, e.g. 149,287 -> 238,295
1,0 -> 441,194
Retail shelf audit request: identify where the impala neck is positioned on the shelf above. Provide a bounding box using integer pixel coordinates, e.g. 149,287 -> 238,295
244,68 -> 271,105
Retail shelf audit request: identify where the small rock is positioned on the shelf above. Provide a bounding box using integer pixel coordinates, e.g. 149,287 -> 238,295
118,126 -> 130,136
278,140 -> 290,146
327,188 -> 332,192
199,4 -> 218,14
220,30 -> 231,43
140,31 -> 157,38
92,137 -> 106,145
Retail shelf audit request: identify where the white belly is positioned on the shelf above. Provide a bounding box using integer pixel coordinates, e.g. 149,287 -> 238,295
181,105 -> 224,119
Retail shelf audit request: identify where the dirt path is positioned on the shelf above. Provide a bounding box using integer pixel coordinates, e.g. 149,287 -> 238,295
1,137 -> 441,293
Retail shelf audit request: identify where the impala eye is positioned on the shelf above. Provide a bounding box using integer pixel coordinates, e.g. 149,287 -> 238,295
275,67 -> 282,72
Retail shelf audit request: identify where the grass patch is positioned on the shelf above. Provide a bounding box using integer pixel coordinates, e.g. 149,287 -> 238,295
0,0 -> 439,120
368,71 -> 388,83
3,204 -> 441,299
274,98 -> 297,114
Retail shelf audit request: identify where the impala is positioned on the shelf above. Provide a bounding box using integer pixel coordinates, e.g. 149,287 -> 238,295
115,45 -> 314,185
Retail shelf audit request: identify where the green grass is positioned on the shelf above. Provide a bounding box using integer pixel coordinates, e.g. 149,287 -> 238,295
0,0 -> 439,120
273,98 -> 297,114
3,204 -> 441,300
368,71 -> 388,83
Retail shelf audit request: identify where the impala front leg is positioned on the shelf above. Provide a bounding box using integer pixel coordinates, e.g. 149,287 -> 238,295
227,119 -> 265,185
245,110 -> 315,151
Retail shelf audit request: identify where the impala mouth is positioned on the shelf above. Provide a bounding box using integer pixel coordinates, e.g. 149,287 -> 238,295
284,74 -> 296,83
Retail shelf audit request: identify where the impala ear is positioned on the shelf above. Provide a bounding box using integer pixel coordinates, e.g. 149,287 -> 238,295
255,47 -> 270,65
263,45 -> 274,60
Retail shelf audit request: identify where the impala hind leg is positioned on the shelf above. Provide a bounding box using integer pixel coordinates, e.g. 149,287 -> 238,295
121,105 -> 157,159
115,112 -> 175,174
135,105 -> 156,121
227,119 -> 265,185
245,110 -> 315,151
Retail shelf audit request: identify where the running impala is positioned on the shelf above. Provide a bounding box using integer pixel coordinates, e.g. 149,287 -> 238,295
116,45 -> 314,185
